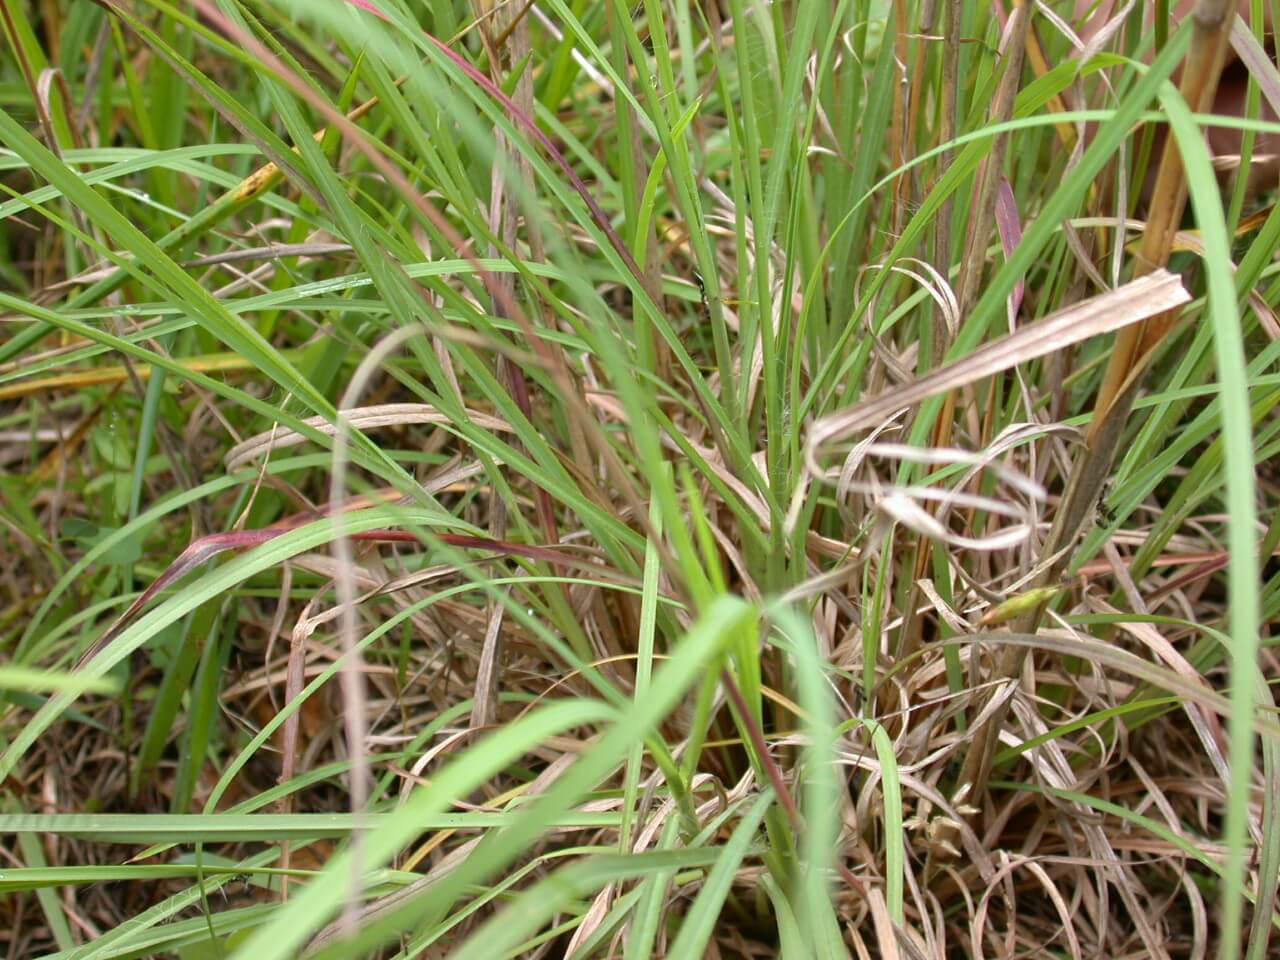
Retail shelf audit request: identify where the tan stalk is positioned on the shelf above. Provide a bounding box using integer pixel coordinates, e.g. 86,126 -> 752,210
955,0 -> 1238,805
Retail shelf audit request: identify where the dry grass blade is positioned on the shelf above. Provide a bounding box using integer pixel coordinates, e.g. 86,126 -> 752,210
1230,18 -> 1280,119
0,353 -> 270,402
223,403 -> 513,473
950,633 -> 1280,738
806,268 -> 1189,456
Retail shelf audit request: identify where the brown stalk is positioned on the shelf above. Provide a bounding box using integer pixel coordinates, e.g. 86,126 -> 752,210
472,0 -> 539,732
905,1 -> 937,223
888,0 -> 913,241
955,0 -> 1238,806
902,2 -> 1032,659
932,0 -> 962,344
952,2 -> 1033,337
607,0 -> 669,381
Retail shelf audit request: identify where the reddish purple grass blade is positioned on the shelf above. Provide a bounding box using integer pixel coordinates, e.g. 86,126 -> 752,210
995,177 -> 1026,321
75,528 -> 279,668
75,506 -> 595,669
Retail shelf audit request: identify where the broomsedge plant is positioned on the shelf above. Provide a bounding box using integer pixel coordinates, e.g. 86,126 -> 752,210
0,1 -> 1277,957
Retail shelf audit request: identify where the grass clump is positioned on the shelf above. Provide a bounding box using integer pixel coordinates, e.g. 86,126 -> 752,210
1,0 -> 1278,956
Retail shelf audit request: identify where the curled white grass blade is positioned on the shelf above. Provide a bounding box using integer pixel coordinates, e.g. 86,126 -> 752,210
821,433 -> 1052,552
